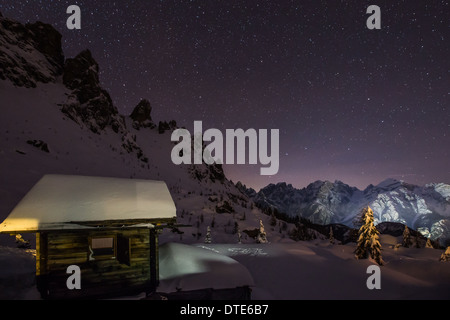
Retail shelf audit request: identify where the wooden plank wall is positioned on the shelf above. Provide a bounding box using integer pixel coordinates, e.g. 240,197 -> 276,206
37,228 -> 154,299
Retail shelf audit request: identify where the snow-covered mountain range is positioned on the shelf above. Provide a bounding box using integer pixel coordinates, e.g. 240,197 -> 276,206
239,178 -> 450,242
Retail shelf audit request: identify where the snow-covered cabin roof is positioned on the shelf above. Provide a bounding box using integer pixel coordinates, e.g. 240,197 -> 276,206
0,174 -> 177,233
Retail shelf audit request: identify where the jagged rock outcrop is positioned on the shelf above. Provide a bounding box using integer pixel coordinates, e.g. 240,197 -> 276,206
130,99 -> 154,129
190,162 -> 225,184
60,50 -> 149,162
61,49 -> 124,134
236,181 -> 257,198
26,140 -> 50,153
0,14 -> 64,87
158,120 -> 177,134
63,50 -> 102,94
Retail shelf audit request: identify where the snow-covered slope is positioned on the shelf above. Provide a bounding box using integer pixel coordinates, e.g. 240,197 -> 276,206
245,179 -> 450,242
3,239 -> 450,300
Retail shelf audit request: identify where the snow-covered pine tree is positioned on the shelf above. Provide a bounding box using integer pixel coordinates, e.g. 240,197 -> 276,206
237,228 -> 242,244
329,226 -> 335,244
257,219 -> 268,244
354,207 -> 384,265
439,246 -> 450,262
232,221 -> 239,234
204,226 -> 212,244
402,225 -> 412,248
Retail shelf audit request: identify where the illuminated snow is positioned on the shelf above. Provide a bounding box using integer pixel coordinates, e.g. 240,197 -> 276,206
0,174 -> 176,232
158,242 -> 254,292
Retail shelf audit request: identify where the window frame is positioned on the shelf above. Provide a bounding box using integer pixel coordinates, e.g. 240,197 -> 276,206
88,235 -> 116,261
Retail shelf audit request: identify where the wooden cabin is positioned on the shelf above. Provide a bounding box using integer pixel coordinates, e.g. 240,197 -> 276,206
0,174 -> 177,299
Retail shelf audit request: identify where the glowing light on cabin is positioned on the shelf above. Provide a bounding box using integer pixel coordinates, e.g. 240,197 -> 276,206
0,218 -> 39,233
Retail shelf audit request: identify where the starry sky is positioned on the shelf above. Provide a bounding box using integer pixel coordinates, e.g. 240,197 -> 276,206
1,1 -> 449,190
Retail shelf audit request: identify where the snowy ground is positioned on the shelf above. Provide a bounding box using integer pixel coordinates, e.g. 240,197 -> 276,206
199,239 -> 450,300
1,235 -> 449,300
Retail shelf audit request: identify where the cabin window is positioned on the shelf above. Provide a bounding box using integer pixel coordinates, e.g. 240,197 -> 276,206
88,235 -> 131,265
89,236 -> 115,260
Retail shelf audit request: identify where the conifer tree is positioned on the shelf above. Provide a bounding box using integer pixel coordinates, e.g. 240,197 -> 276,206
402,225 -> 412,248
257,219 -> 268,243
232,221 -> 239,234
425,237 -> 433,248
237,228 -> 242,244
204,226 -> 212,244
354,207 -> 384,265
329,226 -> 335,244
439,246 -> 450,262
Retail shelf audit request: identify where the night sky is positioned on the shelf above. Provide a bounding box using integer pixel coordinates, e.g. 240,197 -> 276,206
1,1 -> 448,190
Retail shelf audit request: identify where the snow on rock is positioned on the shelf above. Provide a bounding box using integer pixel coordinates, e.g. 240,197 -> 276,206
373,178 -> 403,191
0,15 -> 64,88
158,242 -> 254,293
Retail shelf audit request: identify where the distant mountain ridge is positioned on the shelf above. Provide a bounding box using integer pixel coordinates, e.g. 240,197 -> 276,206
238,178 -> 450,241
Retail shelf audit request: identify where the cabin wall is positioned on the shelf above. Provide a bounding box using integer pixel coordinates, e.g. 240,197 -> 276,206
36,228 -> 158,299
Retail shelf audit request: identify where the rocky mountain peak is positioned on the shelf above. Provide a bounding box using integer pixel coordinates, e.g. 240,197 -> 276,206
130,99 -> 154,129
130,99 -> 152,122
235,181 -> 257,198
61,49 -> 123,134
63,49 -> 100,92
26,21 -> 65,73
374,178 -> 403,190
0,14 -> 64,87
